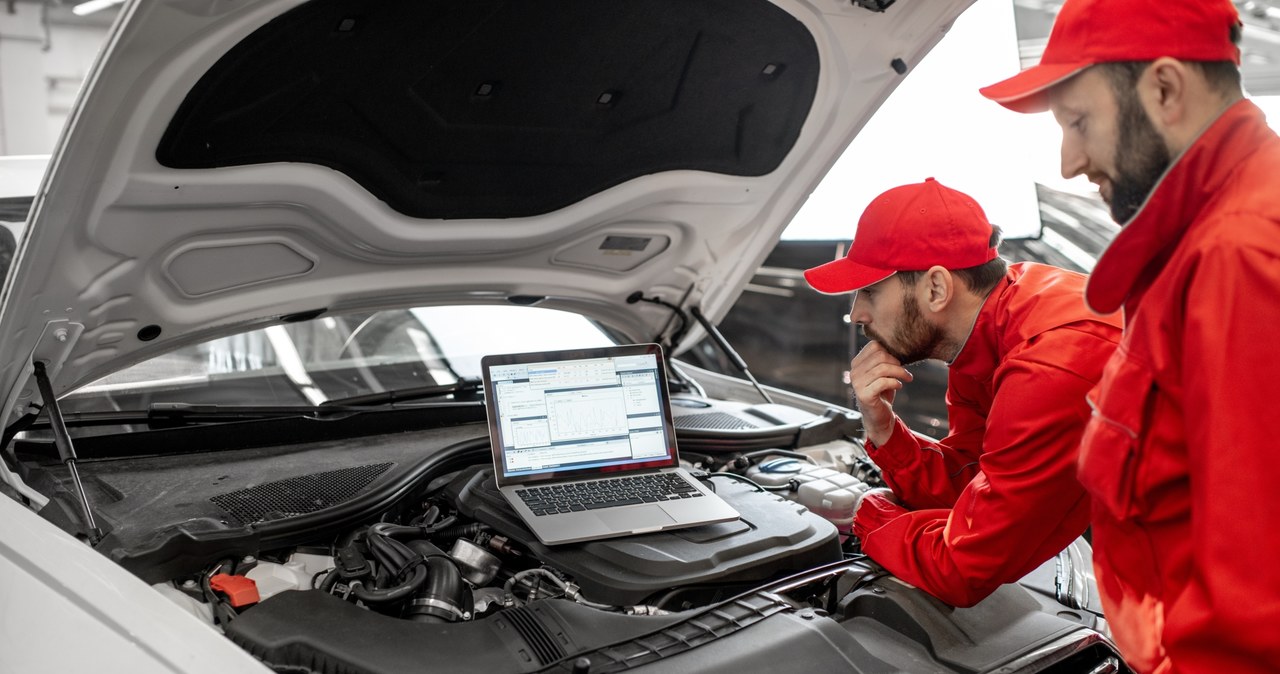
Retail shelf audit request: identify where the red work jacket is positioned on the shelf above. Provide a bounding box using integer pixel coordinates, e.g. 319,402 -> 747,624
1079,100 -> 1280,674
854,262 -> 1122,607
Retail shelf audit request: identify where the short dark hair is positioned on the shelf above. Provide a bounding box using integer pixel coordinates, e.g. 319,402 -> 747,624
896,226 -> 1007,296
1096,23 -> 1242,99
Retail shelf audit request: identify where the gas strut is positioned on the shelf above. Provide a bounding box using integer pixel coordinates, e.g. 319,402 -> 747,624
31,361 -> 101,544
688,307 -> 774,405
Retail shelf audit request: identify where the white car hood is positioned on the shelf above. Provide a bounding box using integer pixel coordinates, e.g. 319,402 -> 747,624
0,0 -> 971,424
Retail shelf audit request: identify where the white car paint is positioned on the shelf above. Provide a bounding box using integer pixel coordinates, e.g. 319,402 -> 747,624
0,0 -> 974,435
0,495 -> 269,672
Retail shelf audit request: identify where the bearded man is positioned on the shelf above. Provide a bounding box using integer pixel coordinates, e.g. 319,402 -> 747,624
804,178 -> 1121,607
981,0 -> 1280,671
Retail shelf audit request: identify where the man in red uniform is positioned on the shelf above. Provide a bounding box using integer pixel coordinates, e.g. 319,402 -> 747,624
805,178 -> 1121,607
981,0 -> 1280,671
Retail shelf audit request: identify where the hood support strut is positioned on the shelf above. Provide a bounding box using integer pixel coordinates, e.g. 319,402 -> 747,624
32,361 -> 101,544
689,306 -> 774,405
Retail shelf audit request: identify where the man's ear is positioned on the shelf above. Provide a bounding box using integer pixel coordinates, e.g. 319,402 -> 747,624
1141,58 -> 1189,131
922,265 -> 953,313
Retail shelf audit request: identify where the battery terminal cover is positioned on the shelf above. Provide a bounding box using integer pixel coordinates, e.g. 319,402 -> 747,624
210,573 -> 261,607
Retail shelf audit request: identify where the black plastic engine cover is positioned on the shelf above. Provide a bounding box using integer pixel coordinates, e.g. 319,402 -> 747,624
444,466 -> 841,606
227,585 -> 943,674
227,588 -> 689,673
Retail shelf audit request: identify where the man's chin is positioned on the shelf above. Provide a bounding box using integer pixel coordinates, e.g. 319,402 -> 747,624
1110,193 -> 1143,224
883,346 -> 927,365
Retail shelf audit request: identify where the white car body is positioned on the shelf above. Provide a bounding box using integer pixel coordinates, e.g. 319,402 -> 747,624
0,2 -> 1130,672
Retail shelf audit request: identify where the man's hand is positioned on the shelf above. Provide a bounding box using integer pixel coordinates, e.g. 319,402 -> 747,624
852,487 -> 900,525
850,341 -> 913,446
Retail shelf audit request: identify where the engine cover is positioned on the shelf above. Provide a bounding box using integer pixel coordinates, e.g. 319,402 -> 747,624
445,466 -> 841,606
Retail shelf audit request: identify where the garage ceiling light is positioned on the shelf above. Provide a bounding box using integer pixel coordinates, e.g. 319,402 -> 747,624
72,0 -> 124,16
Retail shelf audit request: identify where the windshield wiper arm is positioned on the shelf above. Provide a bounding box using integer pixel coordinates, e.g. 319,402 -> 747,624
29,381 -> 484,430
147,403 -> 350,419
36,404 -> 359,429
320,378 -> 483,407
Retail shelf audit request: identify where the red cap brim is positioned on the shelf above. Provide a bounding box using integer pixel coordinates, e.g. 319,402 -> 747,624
979,62 -> 1090,113
803,257 -> 895,295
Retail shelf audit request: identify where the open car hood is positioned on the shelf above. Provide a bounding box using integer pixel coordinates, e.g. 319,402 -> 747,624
0,0 -> 972,423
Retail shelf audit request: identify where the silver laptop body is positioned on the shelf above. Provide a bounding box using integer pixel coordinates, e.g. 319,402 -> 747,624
481,343 -> 739,545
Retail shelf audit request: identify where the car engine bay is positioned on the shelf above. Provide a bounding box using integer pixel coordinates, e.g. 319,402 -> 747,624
8,373 -> 1124,673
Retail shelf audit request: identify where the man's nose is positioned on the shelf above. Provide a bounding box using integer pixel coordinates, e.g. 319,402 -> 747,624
1060,131 -> 1087,179
849,292 -> 869,324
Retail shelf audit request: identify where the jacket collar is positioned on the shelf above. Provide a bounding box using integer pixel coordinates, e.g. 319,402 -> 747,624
1085,100 -> 1272,314
948,270 -> 1012,381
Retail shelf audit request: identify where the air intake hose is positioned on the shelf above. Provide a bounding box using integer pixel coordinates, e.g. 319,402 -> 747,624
404,540 -> 471,623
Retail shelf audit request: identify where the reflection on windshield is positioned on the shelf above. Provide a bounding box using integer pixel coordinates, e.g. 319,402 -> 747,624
66,306 -> 612,412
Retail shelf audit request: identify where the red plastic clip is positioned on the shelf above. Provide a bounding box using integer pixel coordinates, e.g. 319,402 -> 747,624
209,574 -> 260,607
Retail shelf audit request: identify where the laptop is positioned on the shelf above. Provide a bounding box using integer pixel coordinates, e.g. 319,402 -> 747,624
480,343 -> 740,545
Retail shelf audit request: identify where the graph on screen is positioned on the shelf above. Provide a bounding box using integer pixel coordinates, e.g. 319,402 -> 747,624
546,389 -> 629,442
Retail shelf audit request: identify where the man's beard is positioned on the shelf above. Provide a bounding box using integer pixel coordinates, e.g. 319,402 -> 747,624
1108,87 -> 1173,223
862,293 -> 945,365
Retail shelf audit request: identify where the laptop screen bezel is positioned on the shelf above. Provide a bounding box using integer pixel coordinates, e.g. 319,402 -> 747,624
481,343 -> 681,487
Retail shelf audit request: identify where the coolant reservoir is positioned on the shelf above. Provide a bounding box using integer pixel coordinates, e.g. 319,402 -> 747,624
245,552 -> 334,601
746,459 -> 869,534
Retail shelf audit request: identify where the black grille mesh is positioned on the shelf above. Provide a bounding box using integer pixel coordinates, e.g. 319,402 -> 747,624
673,412 -> 756,431
211,463 -> 394,525
504,606 -> 565,665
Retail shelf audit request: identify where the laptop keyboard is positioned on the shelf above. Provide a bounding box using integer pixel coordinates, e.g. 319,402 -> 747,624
516,472 -> 703,516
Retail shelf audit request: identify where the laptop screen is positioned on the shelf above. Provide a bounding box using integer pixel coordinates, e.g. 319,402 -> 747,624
481,344 -> 679,486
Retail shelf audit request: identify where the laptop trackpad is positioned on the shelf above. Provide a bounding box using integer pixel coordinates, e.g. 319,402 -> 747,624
598,506 -> 675,531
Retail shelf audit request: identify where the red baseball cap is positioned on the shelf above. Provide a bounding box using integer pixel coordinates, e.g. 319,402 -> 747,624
980,0 -> 1241,113
804,178 -> 998,294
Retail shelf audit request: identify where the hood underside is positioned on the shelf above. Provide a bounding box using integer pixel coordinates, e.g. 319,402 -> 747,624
0,0 -> 972,423
158,0 -> 819,219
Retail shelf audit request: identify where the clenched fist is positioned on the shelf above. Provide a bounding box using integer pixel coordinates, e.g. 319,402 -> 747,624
849,340 -> 913,446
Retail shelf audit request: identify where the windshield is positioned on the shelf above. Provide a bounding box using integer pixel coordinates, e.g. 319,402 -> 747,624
61,306 -> 614,413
